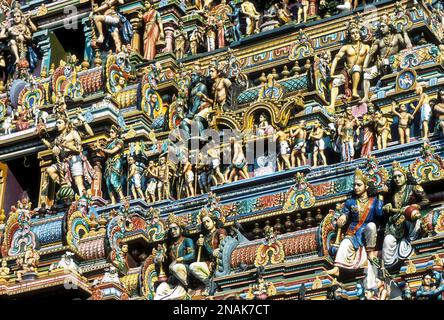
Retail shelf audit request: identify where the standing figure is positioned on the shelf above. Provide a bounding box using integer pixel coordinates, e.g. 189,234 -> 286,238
8,7 -> 37,65
181,153 -> 195,198
154,214 -> 196,300
434,89 -> 444,136
241,0 -> 260,36
374,110 -> 390,150
91,0 -> 126,51
196,152 -> 210,194
209,65 -> 232,111
227,1 -> 242,42
277,1 -> 292,24
216,16 -> 226,49
360,106 -> 376,157
205,14 -> 217,52
190,209 -> 227,294
41,115 -> 95,195
290,121 -> 307,167
144,160 -> 158,202
382,161 -> 430,268
127,156 -> 145,201
326,169 -> 384,277
157,155 -> 170,200
207,139 -> 225,186
328,22 -> 370,110
337,106 -> 360,162
275,130 -> 292,171
174,22 -> 187,60
308,120 -> 328,167
297,0 -> 309,24
391,101 -> 416,145
96,125 -> 125,204
142,0 -> 165,60
414,85 -> 432,140
189,26 -> 204,55
362,16 -> 412,102
226,136 -> 249,182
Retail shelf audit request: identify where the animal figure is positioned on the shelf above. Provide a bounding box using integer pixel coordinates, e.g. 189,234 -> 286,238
2,115 -> 13,135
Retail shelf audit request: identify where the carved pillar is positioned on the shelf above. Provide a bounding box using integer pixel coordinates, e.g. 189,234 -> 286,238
162,25 -> 175,53
130,14 -> 143,54
35,30 -> 51,76
82,18 -> 94,64
309,0 -> 317,16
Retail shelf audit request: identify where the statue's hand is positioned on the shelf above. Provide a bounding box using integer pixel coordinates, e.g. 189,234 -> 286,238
213,248 -> 220,258
337,215 -> 347,228
52,146 -> 60,156
383,203 -> 392,213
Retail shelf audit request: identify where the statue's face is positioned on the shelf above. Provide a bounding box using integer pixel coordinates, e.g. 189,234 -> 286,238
202,216 -> 215,231
191,72 -> 199,84
259,114 -> 266,122
210,67 -> 218,80
423,275 -> 432,286
400,104 -> 407,112
346,107 -> 352,115
169,223 -> 181,238
353,179 -> 367,196
1,261 -> 6,267
128,157 -> 134,165
56,119 -> 66,132
380,23 -> 389,35
110,129 -> 117,139
160,157 -> 166,165
350,28 -> 361,42
13,12 -> 22,24
149,160 -> 154,166
393,170 -> 406,187
368,106 -> 375,114
122,244 -> 128,253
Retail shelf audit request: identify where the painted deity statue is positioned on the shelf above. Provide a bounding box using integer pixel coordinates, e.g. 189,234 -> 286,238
416,271 -> 444,300
374,110 -> 391,150
336,106 -> 360,162
41,115 -> 95,196
144,160 -> 158,202
308,120 -> 328,167
16,246 -> 40,281
414,85 -> 432,140
157,155 -> 170,200
227,1 -> 242,42
7,7 -> 37,66
190,208 -> 227,294
382,161 -> 430,268
173,21 -> 187,60
255,113 -> 274,136
362,14 -> 412,102
276,130 -> 292,171
209,65 -> 232,112
91,0 -> 132,52
326,169 -> 384,277
241,0 -> 260,36
434,89 -> 444,136
95,125 -> 125,204
154,214 -> 195,300
360,104 -> 376,158
391,101 -> 416,144
127,156 -> 145,201
207,139 -> 226,186
328,21 -> 370,111
141,0 -> 164,61
226,136 -> 249,182
290,121 -> 307,167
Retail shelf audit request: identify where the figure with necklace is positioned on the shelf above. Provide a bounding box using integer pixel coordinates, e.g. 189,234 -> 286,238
362,15 -> 412,102
154,213 -> 195,300
95,125 -> 125,204
190,207 -> 227,295
326,168 -> 384,277
382,161 -> 430,269
328,20 -> 370,111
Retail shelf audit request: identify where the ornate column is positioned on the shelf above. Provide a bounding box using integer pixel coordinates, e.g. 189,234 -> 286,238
162,23 -> 175,53
34,30 -> 51,76
82,18 -> 94,65
0,162 -> 7,210
130,13 -> 143,54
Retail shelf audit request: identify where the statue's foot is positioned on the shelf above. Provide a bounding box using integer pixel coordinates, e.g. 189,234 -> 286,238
96,35 -> 104,44
352,92 -> 361,99
360,97 -> 370,103
326,266 -> 340,277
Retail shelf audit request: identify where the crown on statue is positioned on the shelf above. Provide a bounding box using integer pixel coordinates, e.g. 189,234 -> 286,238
167,213 -> 185,227
354,168 -> 369,185
392,161 -> 408,176
378,14 -> 391,26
